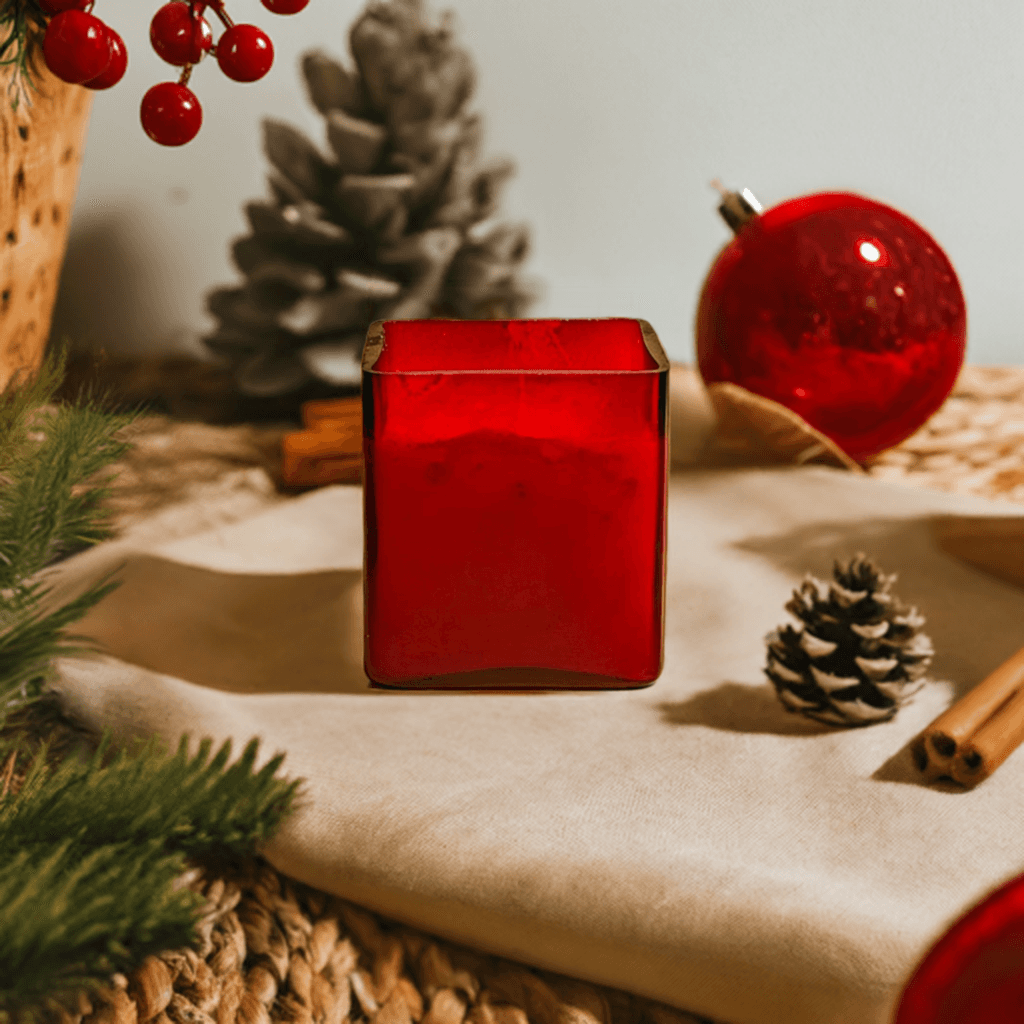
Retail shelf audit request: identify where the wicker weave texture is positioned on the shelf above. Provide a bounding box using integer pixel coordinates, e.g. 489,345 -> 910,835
52,860 -> 711,1024
865,365 -> 1024,502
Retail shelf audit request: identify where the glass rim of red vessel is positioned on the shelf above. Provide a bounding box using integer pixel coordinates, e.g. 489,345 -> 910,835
361,318 -> 670,376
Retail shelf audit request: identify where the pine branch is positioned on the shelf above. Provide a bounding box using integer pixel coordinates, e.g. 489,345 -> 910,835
0,345 -> 138,731
0,352 -> 309,1016
1,732 -> 304,859
0,573 -> 121,714
0,397 -> 135,590
0,731 -> 305,1018
0,838 -> 201,1017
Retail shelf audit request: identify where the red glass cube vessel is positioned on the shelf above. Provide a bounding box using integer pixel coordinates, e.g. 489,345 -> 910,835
362,318 -> 669,690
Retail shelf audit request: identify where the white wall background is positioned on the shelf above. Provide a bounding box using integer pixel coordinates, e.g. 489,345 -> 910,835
53,0 -> 1024,365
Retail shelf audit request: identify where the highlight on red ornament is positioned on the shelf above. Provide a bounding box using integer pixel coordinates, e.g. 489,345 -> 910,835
695,186 -> 966,462
36,0 -> 311,144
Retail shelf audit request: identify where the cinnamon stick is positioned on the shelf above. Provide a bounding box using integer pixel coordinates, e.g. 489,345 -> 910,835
302,396 -> 362,430
951,686 -> 1024,785
281,397 -> 364,488
915,645 -> 1024,786
281,429 -> 362,488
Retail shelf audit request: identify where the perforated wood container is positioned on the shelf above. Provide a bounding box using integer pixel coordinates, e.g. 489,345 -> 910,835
0,46 -> 91,392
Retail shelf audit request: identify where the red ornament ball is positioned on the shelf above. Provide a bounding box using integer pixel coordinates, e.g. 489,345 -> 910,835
43,10 -> 112,84
216,23 -> 274,82
894,871 -> 1024,1024
140,82 -> 203,146
84,25 -> 127,90
150,2 -> 214,66
695,192 -> 966,461
260,0 -> 310,12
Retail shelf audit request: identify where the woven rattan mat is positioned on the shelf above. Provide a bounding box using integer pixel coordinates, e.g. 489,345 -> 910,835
51,857 -> 707,1024
32,364 -> 1024,1024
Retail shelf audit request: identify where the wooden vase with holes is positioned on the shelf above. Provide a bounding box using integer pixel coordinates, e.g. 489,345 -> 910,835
0,50 -> 92,393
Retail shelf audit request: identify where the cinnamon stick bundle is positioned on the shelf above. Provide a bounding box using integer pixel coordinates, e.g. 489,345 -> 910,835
280,396 -> 362,488
913,645 -> 1024,786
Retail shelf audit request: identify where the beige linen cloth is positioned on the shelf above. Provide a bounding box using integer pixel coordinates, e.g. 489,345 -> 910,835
42,406 -> 1024,1024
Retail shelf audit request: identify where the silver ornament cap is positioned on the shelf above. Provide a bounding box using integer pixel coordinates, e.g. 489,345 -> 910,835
712,180 -> 763,233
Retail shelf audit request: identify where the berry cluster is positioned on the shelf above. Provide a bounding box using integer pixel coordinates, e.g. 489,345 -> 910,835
40,1 -> 127,91
38,0 -> 310,146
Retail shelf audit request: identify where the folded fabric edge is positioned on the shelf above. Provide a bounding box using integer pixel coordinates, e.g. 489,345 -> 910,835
263,849 -> 901,1024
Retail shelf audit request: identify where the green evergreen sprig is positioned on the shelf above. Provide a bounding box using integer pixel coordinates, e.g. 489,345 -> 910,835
0,346 -> 135,726
0,839 -> 200,1019
0,732 -> 304,1018
0,354 -> 308,1018
3,733 -> 302,859
0,1 -> 50,110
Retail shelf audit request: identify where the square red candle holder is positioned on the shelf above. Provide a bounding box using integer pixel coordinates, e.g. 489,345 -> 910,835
361,318 -> 669,690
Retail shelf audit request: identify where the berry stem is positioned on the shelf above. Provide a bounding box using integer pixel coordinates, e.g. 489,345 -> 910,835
178,63 -> 193,87
205,0 -> 234,29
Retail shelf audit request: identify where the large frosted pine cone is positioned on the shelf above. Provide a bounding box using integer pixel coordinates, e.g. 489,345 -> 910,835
204,0 -> 538,402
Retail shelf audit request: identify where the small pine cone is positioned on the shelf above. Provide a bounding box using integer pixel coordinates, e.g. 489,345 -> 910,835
764,553 -> 934,726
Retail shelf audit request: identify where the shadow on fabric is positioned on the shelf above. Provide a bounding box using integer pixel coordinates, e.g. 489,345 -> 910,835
73,554 -> 371,694
657,681 -> 834,736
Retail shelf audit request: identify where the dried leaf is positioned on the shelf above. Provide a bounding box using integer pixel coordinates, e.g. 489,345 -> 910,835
705,381 -> 862,471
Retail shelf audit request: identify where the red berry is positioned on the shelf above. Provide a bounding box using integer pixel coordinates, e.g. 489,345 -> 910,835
150,2 -> 214,66
37,0 -> 91,14
43,10 -> 111,84
216,23 -> 274,82
83,25 -> 127,89
260,0 -> 310,12
140,82 -> 203,146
